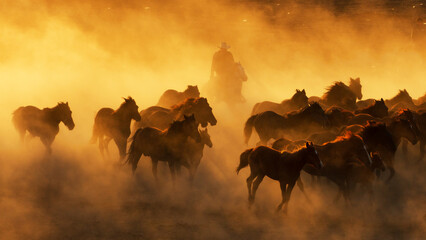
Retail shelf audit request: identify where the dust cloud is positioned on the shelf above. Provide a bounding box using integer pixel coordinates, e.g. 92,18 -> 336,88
1,0 -> 426,239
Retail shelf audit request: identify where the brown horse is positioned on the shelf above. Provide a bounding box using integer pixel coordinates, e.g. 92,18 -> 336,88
272,133 -> 374,204
319,78 -> 363,110
135,97 -> 217,130
251,89 -> 308,115
91,97 -> 141,160
355,98 -> 388,118
244,102 -> 328,145
401,110 -> 426,161
236,142 -> 322,213
156,85 -> 200,108
13,102 -> 75,154
385,89 -> 415,110
126,115 -> 201,184
325,107 -> 354,129
178,128 -> 213,182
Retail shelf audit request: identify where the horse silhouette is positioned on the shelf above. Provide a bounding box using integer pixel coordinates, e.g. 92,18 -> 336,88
272,133 -> 374,204
401,110 -> 426,162
251,89 -> 308,115
126,115 -> 201,184
13,102 -> 75,154
135,97 -> 217,130
325,107 -> 354,129
177,128 -> 213,183
244,102 -> 327,145
311,78 -> 362,111
91,97 -> 141,160
385,89 -> 415,110
236,142 -> 322,213
355,98 -> 388,118
156,85 -> 200,108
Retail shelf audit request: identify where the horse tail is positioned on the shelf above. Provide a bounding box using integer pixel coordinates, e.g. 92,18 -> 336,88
236,148 -> 253,174
90,121 -> 100,144
11,107 -> 23,131
244,115 -> 257,145
126,128 -> 144,173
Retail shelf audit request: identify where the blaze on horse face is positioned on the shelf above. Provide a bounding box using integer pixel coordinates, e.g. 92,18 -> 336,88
195,98 -> 217,127
184,114 -> 201,142
124,97 -> 141,121
305,142 -> 323,169
58,102 -> 75,130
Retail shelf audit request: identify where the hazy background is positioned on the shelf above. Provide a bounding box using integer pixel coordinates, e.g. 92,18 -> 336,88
0,0 -> 425,239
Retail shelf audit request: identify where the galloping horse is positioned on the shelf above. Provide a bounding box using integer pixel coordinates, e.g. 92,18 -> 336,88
91,97 -> 141,160
135,97 -> 217,130
126,115 -> 201,184
12,102 -> 75,154
244,102 -> 327,145
251,89 -> 309,115
236,143 -> 322,213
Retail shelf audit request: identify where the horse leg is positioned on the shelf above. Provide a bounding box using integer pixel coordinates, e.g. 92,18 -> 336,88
277,180 -> 287,212
98,135 -> 105,158
250,174 -> 265,207
297,177 -> 311,203
41,136 -> 54,155
418,140 -> 425,162
152,159 -> 159,184
282,180 -> 296,214
246,173 -> 256,208
168,160 -> 176,186
114,137 -> 127,162
104,137 -> 113,158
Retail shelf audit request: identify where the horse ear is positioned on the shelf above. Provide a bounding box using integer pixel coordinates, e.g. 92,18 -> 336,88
66,102 -> 69,105
404,89 -> 407,93
306,142 -> 309,148
302,89 -> 305,94
381,98 -> 384,102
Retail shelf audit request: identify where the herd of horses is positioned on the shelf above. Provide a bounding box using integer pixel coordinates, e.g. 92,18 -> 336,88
10,80 -> 426,213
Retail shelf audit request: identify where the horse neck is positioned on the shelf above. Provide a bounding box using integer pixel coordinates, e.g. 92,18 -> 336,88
113,107 -> 133,125
292,148 -> 310,171
44,107 -> 62,126
388,121 -> 402,146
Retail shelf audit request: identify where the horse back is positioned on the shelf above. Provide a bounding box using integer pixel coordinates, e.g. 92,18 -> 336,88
13,106 -> 42,129
249,146 -> 284,180
157,89 -> 182,108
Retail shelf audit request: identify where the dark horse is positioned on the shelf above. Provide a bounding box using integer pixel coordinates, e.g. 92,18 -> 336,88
91,97 -> 141,160
156,85 -> 200,108
320,78 -> 363,110
126,115 -> 201,184
13,102 -> 75,154
244,102 -> 327,145
236,143 -> 322,213
135,97 -> 217,130
251,89 -> 309,115
355,98 -> 388,118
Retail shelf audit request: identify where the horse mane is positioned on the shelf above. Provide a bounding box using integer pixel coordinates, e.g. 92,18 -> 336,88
323,82 -> 356,105
114,97 -> 135,114
388,89 -> 413,104
171,97 -> 198,111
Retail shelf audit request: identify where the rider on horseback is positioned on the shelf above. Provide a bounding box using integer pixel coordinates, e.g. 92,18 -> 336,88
209,42 -> 247,103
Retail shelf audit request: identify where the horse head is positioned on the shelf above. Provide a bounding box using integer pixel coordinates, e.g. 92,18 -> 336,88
305,142 -> 323,169
200,128 -> 213,148
194,98 -> 217,127
183,114 -> 201,142
123,97 -> 141,121
396,118 -> 418,145
57,102 -> 75,130
349,77 -> 363,100
305,102 -> 328,128
292,89 -> 308,108
184,85 -> 200,98
373,98 -> 388,118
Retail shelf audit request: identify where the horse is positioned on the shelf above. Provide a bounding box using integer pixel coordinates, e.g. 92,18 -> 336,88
272,133 -> 374,204
414,93 -> 426,106
319,78 -> 363,110
244,102 -> 327,145
341,152 -> 385,202
135,97 -> 217,130
236,142 -> 322,213
156,85 -> 200,108
12,102 -> 75,154
91,97 -> 141,160
251,89 -> 308,115
401,110 -> 426,161
325,107 -> 354,129
385,89 -> 415,110
355,98 -> 388,118
126,115 -> 201,184
178,128 -> 213,182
